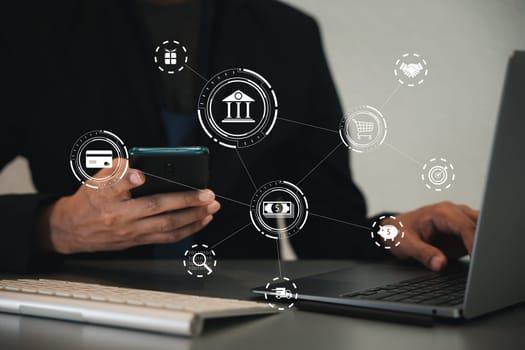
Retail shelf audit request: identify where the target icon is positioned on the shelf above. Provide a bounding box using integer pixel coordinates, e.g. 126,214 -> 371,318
422,158 -> 455,191
428,165 -> 448,186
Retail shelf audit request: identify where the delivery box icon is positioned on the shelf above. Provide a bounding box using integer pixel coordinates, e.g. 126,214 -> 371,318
85,150 -> 113,169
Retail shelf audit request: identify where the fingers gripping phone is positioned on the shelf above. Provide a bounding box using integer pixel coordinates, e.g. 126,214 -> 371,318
129,147 -> 209,198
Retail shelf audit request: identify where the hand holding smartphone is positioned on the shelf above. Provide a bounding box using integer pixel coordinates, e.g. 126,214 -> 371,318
42,147 -> 217,255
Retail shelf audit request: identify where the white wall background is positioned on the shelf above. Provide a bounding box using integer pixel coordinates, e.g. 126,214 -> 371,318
280,0 -> 525,214
1,0 -> 524,217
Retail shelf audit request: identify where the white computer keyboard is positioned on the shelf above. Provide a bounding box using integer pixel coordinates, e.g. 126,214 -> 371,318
0,278 -> 275,336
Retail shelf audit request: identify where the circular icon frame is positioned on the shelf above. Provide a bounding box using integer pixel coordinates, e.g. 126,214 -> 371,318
371,215 -> 405,249
250,180 -> 309,240
421,157 -> 456,191
197,68 -> 278,149
69,130 -> 128,189
394,53 -> 429,87
339,105 -> 387,153
154,40 -> 188,74
183,244 -> 217,278
263,276 -> 298,311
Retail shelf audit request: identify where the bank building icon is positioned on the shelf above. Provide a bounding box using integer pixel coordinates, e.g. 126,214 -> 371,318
222,90 -> 256,123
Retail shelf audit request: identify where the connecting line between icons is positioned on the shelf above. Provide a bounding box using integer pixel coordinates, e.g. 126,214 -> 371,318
235,149 -> 258,191
297,143 -> 343,186
384,142 -> 424,167
158,58 -> 423,273
140,171 -> 250,207
184,63 -> 209,83
380,84 -> 401,110
277,116 -> 339,134
211,222 -> 252,249
275,240 -> 282,278
378,84 -> 424,168
309,212 -> 372,231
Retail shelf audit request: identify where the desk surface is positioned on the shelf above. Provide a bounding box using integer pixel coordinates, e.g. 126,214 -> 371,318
1,259 -> 524,350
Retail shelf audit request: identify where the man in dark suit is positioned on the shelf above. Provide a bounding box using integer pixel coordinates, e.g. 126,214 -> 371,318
0,0 -> 477,273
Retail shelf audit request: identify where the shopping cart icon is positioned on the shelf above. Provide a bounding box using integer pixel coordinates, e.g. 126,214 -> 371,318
351,119 -> 375,140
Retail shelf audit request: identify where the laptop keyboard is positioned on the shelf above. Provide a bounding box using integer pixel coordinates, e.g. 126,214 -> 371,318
344,272 -> 467,306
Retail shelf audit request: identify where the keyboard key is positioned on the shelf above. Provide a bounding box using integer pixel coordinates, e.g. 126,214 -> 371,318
421,295 -> 459,305
363,291 -> 398,300
382,295 -> 409,302
37,289 -> 54,295
444,298 -> 464,306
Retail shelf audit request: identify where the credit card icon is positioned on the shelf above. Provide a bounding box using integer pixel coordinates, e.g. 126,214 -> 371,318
85,150 -> 113,169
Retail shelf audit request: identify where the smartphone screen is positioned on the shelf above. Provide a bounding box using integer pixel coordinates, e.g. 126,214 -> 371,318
129,147 -> 209,197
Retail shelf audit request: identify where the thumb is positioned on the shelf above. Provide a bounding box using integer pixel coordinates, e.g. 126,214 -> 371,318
89,162 -> 145,198
408,238 -> 448,272
109,167 -> 145,196
84,159 -> 144,194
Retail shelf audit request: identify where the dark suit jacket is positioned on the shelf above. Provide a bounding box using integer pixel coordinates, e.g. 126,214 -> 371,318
0,0 -> 385,272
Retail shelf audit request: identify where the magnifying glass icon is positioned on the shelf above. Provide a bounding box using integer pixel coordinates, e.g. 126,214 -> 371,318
192,252 -> 212,274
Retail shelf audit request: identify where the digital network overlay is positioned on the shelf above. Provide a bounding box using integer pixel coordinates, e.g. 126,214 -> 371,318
68,44 -> 456,310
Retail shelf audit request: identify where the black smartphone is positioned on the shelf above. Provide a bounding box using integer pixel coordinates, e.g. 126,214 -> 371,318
129,147 -> 209,198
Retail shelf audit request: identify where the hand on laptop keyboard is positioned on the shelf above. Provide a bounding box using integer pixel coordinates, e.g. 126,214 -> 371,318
386,202 -> 478,271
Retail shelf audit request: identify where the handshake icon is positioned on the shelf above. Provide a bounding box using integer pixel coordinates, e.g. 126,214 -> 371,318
400,62 -> 423,78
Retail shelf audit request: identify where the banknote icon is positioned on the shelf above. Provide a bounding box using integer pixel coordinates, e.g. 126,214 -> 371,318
262,201 -> 295,218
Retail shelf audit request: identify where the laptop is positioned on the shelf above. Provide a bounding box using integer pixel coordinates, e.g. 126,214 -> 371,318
252,51 -> 525,321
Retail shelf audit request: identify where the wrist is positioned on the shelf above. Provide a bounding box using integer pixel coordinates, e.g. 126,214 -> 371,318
33,200 -> 58,254
33,197 -> 70,254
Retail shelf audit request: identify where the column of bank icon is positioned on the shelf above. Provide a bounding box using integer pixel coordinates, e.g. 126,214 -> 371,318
221,90 -> 255,123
